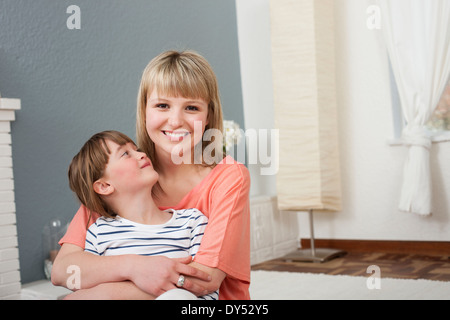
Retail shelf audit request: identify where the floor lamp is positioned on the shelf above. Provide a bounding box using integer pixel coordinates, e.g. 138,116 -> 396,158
270,0 -> 345,263
283,210 -> 345,263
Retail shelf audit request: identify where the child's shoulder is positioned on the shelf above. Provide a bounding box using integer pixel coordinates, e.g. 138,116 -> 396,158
96,216 -> 117,223
89,216 -> 119,229
171,208 -> 208,221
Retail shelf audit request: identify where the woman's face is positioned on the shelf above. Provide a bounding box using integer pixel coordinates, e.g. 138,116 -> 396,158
145,90 -> 209,163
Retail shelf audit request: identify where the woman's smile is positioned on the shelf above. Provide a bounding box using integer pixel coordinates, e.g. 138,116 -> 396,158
162,130 -> 190,141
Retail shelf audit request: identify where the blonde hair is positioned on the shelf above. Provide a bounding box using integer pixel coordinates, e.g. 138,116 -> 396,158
68,130 -> 136,219
136,50 -> 224,172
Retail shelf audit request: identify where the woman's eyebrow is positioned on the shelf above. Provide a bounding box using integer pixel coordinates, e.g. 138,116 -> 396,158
185,99 -> 203,104
148,98 -> 169,103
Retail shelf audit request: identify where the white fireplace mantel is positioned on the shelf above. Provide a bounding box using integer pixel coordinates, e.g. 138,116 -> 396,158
0,97 -> 21,299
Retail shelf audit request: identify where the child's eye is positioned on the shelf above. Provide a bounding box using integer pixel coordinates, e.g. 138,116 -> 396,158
121,151 -> 129,157
186,105 -> 199,111
156,104 -> 169,109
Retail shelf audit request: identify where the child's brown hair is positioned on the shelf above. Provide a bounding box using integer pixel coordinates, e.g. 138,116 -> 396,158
68,130 -> 135,219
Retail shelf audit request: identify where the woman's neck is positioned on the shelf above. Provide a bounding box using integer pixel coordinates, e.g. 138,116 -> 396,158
155,150 -> 199,179
153,163 -> 214,208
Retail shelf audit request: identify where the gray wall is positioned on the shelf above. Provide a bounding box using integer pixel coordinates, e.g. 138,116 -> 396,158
0,0 -> 244,283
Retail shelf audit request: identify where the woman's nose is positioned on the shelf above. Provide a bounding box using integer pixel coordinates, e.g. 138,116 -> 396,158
168,110 -> 183,127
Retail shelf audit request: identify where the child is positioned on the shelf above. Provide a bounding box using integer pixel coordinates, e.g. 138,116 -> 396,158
67,130 -> 218,300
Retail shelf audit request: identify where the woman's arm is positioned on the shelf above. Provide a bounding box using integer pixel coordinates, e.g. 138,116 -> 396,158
190,161 -> 251,299
186,211 -> 226,294
51,243 -> 211,297
187,261 -> 226,294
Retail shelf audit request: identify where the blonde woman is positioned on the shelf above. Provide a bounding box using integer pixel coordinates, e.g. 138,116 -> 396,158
52,51 -> 250,300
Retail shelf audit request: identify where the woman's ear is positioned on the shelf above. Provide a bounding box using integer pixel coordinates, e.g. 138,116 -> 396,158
93,179 -> 114,196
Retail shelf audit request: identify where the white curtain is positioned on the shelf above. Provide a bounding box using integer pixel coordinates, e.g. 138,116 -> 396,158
379,0 -> 450,215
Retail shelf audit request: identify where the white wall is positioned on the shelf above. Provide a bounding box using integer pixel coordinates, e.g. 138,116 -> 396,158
236,0 -> 450,242
236,0 -> 277,198
236,0 -> 299,260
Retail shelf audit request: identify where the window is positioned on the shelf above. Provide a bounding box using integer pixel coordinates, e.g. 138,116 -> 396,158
426,77 -> 450,139
389,68 -> 450,143
389,61 -> 404,141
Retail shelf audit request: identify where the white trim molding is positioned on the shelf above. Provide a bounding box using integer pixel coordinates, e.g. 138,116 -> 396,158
0,97 -> 21,299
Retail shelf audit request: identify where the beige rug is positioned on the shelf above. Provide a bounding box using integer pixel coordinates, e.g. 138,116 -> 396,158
250,270 -> 450,300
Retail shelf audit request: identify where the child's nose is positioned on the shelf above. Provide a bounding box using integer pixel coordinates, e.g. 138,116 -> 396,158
135,150 -> 146,159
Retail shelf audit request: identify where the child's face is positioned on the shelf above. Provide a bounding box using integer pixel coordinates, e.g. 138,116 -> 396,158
145,90 -> 209,161
100,140 -> 158,193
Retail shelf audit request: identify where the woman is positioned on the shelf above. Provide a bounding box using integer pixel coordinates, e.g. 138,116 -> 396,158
51,50 -> 251,300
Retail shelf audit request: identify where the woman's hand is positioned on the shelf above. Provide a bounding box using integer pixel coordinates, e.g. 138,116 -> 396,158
125,255 -> 212,297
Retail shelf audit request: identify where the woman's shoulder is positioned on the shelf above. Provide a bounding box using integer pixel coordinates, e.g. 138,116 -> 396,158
214,156 -> 249,178
208,156 -> 250,188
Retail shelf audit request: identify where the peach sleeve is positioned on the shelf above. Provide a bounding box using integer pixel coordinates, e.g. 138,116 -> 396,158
193,163 -> 251,283
58,205 -> 99,248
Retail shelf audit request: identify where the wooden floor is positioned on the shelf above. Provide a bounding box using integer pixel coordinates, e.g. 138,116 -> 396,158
251,250 -> 450,282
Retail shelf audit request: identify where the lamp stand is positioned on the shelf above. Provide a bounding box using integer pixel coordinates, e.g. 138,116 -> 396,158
283,209 -> 346,263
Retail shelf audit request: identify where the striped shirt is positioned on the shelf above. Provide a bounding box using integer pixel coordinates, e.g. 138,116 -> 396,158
85,208 -> 218,300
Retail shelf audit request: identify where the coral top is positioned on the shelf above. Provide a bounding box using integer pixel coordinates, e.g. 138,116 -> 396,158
59,156 -> 251,300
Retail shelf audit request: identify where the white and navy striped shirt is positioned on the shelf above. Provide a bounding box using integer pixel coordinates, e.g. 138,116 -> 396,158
85,208 -> 218,300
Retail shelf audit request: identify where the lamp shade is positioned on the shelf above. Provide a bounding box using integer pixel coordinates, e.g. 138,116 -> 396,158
270,0 -> 342,212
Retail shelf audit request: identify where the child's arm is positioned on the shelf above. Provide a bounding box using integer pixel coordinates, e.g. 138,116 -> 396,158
52,243 -> 211,297
63,281 -> 156,300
